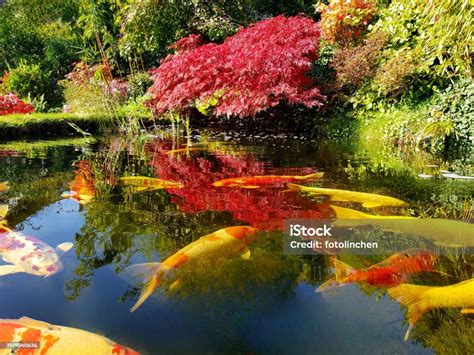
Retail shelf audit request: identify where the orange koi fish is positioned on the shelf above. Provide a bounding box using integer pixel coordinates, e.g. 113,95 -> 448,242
119,176 -> 183,192
127,226 -> 258,312
212,172 -> 324,189
389,278 -> 474,340
0,182 -> 9,193
61,161 -> 95,205
0,317 -> 139,354
317,250 -> 438,292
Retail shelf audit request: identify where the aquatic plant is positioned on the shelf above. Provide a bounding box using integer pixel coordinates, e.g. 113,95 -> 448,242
147,15 -> 325,118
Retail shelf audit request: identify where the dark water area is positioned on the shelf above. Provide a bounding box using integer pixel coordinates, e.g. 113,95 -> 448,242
0,129 -> 472,354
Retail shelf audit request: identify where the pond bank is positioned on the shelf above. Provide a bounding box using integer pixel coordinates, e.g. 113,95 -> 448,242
0,113 -> 112,140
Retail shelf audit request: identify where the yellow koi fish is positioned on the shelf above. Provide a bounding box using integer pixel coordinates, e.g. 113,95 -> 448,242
0,317 -> 139,354
388,278 -> 474,340
119,176 -> 184,192
330,205 -> 415,220
0,205 -> 8,227
127,226 -> 258,312
287,184 -> 407,208
0,182 -> 9,193
213,172 -> 324,189
166,147 -> 208,155
332,205 -> 474,248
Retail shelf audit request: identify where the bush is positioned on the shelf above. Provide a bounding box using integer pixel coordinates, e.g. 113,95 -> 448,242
147,16 -> 324,118
61,62 -> 128,115
3,62 -> 50,101
372,0 -> 473,78
0,93 -> 35,115
427,80 -> 474,154
315,0 -> 377,47
127,72 -> 153,100
373,48 -> 420,97
332,32 -> 386,90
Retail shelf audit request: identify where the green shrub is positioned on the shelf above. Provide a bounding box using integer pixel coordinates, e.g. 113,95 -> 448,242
427,80 -> 474,154
127,72 -> 152,100
4,62 -> 49,101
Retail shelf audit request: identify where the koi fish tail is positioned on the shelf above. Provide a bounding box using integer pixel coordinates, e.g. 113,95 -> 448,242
388,284 -> 431,341
0,204 -> 8,220
297,172 -> 325,181
333,259 -> 354,283
126,262 -> 167,312
315,258 -> 353,292
285,183 -> 305,193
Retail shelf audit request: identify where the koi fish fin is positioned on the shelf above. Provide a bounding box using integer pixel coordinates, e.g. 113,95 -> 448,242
361,202 -> 382,208
131,274 -> 161,312
432,240 -> 465,248
298,172 -> 325,180
56,242 -> 74,256
0,204 -> 8,220
332,259 -> 355,283
285,183 -> 305,193
125,263 -> 162,280
240,247 -> 251,260
388,284 -> 431,341
169,278 -> 182,291
461,309 -> 474,314
240,185 -> 260,189
315,278 -> 345,293
0,264 -> 24,276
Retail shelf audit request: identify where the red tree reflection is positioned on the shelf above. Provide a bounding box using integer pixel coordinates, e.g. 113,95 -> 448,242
147,141 -> 331,231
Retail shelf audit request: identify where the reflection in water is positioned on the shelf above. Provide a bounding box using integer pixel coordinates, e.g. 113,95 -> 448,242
0,129 -> 472,354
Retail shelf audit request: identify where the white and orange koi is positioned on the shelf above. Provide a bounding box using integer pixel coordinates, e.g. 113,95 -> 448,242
0,226 -> 73,277
0,317 -> 139,355
127,226 -> 258,312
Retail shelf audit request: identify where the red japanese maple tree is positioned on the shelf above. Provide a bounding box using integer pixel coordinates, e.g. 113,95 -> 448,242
0,93 -> 35,115
147,15 -> 325,118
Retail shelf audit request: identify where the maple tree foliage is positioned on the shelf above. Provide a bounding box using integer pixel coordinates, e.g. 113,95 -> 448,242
0,93 -> 35,115
146,140 -> 331,231
147,15 -> 325,118
316,0 -> 377,47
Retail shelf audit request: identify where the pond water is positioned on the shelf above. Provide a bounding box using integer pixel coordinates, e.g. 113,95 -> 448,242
0,128 -> 472,354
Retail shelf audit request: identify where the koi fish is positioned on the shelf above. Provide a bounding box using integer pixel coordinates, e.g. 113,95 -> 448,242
316,250 -> 437,292
287,184 -> 407,208
330,205 -> 415,220
0,205 -> 7,225
0,182 -> 9,193
212,172 -> 324,189
0,317 -> 139,354
388,278 -> 474,340
119,176 -> 184,192
0,226 -> 73,277
61,161 -> 95,205
332,206 -> 474,248
127,226 -> 258,312
166,147 -> 208,155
